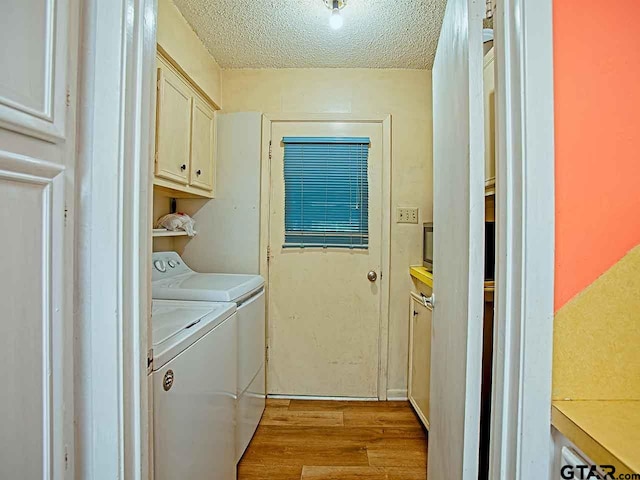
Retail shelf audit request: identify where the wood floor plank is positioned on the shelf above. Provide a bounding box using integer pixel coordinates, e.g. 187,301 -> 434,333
288,400 -> 409,412
267,398 -> 292,407
247,426 -> 385,446
238,400 -> 428,480
260,409 -> 344,427
243,444 -> 369,467
366,444 -> 427,468
383,467 -> 428,480
238,462 -> 303,480
248,426 -> 426,448
343,410 -> 421,428
300,466 -> 428,480
301,466 -> 388,479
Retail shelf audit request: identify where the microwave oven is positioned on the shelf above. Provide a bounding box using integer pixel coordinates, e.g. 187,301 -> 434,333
423,222 -> 433,272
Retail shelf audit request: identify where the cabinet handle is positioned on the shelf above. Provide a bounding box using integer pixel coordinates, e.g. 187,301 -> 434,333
196,169 -> 202,176
180,164 -> 186,171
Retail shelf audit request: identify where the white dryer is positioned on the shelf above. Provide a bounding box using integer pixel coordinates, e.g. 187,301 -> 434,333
151,299 -> 237,480
151,251 -> 266,462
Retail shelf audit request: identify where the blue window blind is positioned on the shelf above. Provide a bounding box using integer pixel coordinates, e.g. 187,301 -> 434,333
283,136 -> 370,249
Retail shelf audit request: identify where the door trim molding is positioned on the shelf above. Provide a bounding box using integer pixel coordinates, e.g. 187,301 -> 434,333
260,113 -> 392,400
75,0 -> 155,477
490,0 -> 555,477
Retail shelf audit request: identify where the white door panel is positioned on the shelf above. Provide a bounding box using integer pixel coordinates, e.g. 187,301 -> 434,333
0,0 -> 69,141
268,121 -> 383,398
0,152 -> 67,480
0,0 -> 75,478
429,0 -> 485,478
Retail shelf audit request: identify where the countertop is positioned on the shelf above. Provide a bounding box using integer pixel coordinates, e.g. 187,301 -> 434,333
409,266 -> 494,294
552,400 -> 640,475
409,266 -> 433,287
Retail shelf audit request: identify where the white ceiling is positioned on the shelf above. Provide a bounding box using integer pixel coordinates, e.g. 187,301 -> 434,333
172,0 -> 447,69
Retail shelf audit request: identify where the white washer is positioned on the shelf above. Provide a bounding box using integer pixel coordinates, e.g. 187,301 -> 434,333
151,299 -> 237,480
151,251 -> 266,462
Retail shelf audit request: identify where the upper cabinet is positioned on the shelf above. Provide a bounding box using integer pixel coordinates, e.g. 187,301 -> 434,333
156,58 -> 192,184
154,52 -> 217,198
189,96 -> 215,191
483,47 -> 496,194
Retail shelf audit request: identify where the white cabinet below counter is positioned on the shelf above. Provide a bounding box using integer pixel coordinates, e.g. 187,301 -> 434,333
409,290 -> 432,430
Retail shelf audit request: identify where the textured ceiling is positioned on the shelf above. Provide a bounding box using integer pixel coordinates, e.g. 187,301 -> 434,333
172,0 -> 448,69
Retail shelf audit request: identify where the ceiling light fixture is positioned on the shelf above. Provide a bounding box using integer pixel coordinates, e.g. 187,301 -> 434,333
324,0 -> 347,30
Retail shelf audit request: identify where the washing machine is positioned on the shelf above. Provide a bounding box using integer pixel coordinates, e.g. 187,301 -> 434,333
151,251 -> 266,462
151,299 -> 237,480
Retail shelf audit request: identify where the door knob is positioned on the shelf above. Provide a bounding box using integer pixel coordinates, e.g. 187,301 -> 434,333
367,271 -> 378,282
180,164 -> 186,171
196,169 -> 202,176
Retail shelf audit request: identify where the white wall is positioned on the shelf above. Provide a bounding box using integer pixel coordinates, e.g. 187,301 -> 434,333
177,112 -> 263,274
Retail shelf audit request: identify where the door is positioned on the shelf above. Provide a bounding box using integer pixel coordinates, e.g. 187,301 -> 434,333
409,292 -> 432,429
155,57 -> 192,184
268,121 -> 384,398
429,0 -> 486,478
0,0 -> 76,478
189,95 -> 215,191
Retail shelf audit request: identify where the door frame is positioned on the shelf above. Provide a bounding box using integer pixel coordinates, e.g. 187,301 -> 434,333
260,113 -> 393,400
490,0 -> 556,478
74,0 -> 155,477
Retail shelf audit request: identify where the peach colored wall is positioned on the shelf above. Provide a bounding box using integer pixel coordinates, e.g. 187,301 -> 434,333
554,0 -> 640,309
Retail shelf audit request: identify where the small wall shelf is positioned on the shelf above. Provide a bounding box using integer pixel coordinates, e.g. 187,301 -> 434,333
152,228 -> 195,238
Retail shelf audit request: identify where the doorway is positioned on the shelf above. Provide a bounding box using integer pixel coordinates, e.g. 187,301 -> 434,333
264,116 -> 391,399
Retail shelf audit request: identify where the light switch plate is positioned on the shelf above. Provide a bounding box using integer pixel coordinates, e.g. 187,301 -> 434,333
397,207 -> 419,224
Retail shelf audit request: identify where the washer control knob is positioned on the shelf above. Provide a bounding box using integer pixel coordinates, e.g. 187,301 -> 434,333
167,260 -> 176,268
154,260 -> 166,273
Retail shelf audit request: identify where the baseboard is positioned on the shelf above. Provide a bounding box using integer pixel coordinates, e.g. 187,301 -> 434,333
267,394 -> 378,401
386,389 -> 408,401
266,391 -> 409,402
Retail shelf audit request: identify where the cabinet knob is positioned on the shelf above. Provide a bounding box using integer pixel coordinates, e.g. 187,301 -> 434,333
196,169 -> 202,176
180,164 -> 186,171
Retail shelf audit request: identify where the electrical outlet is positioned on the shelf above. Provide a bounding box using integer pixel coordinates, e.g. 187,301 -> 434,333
397,207 -> 419,224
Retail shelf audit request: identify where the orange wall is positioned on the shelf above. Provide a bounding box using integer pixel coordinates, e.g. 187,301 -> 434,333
553,0 -> 640,309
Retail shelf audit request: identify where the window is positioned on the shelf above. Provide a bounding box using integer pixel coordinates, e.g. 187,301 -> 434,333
283,136 -> 370,249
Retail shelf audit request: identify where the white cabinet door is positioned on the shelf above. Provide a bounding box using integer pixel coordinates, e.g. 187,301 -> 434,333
0,1 -> 76,479
155,60 -> 192,184
430,0 -> 485,478
189,96 -> 215,191
409,292 -> 432,430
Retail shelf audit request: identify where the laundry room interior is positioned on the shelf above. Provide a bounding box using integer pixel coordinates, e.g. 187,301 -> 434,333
5,0 -> 640,477
149,0 -> 496,478
108,0 -> 640,476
